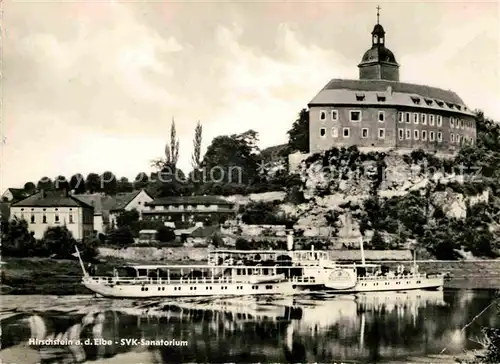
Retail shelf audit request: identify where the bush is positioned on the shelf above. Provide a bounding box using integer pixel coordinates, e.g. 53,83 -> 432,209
41,226 -> 78,258
156,225 -> 176,243
107,226 -> 135,247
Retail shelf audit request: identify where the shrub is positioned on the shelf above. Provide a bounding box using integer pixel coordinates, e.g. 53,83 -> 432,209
156,225 -> 176,243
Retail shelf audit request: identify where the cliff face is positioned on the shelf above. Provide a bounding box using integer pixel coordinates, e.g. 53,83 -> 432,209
236,146 -> 499,257
292,149 -> 496,242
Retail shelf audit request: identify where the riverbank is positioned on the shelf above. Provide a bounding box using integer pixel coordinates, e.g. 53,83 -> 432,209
2,256 -> 499,295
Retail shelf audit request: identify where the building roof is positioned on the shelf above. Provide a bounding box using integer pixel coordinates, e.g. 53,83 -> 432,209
73,194 -> 115,216
105,189 -> 152,212
360,46 -> 397,65
11,191 -> 94,208
147,195 -> 234,206
3,188 -> 30,201
309,79 -> 474,116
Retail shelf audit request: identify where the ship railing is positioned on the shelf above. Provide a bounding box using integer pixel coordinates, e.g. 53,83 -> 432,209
84,275 -> 282,286
358,273 -> 434,281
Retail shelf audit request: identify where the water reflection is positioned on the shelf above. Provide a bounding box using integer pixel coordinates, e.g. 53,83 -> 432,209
1,290 -> 498,363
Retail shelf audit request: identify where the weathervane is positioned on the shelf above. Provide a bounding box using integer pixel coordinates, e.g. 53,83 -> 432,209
376,5 -> 381,24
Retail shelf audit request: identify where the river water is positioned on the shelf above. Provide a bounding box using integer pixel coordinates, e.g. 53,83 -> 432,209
1,289 -> 498,364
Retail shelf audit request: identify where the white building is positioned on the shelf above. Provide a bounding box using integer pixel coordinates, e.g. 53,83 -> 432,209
10,190 -> 94,240
107,189 -> 154,227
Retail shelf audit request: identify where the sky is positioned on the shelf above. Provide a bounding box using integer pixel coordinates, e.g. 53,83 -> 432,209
1,0 -> 499,190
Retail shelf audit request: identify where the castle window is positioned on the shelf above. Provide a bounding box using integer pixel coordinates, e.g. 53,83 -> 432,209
343,128 -> 350,138
378,111 -> 385,122
421,113 -> 427,125
460,120 -> 464,129
414,130 -> 419,140
350,111 -> 361,122
398,112 -> 403,123
437,132 -> 443,142
430,131 -> 435,141
429,115 -> 435,126
331,127 -> 338,138
413,113 -> 419,124
331,110 -> 338,121
411,96 -> 421,105
361,128 -> 369,138
424,99 -> 433,106
405,112 -> 411,123
422,130 -> 427,141
355,93 -> 365,101
377,94 -> 386,102
378,128 -> 385,139
320,128 -> 326,137
450,117 -> 455,128
398,129 -> 404,140
450,133 -> 455,143
405,129 -> 411,140
31,215 -> 35,223
437,115 -> 442,127
320,110 -> 326,121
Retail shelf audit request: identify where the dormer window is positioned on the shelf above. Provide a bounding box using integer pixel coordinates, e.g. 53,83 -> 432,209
411,96 -> 421,105
456,105 -> 462,111
355,93 -> 365,101
435,101 -> 444,107
446,102 -> 454,109
376,94 -> 386,102
424,99 -> 433,106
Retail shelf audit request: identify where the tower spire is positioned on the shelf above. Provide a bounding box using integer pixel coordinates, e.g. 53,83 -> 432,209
376,5 -> 381,24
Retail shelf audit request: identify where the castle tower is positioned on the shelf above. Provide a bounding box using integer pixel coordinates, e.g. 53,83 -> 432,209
358,6 -> 400,81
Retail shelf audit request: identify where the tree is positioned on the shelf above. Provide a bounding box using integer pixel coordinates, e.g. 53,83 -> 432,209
191,121 -> 203,172
85,173 -> 101,193
69,173 -> 86,194
78,236 -> 99,261
201,129 -> 260,185
156,225 -> 176,243
100,171 -> 117,195
42,226 -> 77,258
151,118 -> 180,170
134,172 -> 149,190
108,226 -> 135,247
54,175 -> 70,191
116,209 -> 140,229
23,182 -> 36,194
370,230 -> 387,250
287,108 -> 309,153
117,177 -> 134,193
1,216 -> 38,257
37,177 -> 53,191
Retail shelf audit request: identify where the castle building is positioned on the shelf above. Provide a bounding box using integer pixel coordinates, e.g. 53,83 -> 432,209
308,8 -> 477,155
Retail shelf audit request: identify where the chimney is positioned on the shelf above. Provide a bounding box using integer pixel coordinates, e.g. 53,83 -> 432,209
386,85 -> 392,97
